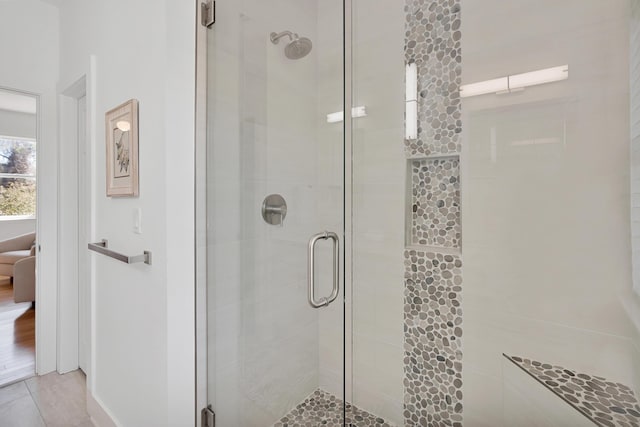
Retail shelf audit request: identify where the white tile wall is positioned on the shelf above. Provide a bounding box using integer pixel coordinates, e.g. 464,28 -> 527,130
462,0 -> 638,424
630,0 -> 640,300
346,0 -> 406,424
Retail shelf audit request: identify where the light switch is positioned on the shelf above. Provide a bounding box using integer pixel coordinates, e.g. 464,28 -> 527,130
133,208 -> 142,234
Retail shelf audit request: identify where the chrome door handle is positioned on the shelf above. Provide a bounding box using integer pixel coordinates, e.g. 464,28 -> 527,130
308,231 -> 340,308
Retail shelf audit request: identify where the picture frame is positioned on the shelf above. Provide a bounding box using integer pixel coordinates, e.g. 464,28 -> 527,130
105,99 -> 139,197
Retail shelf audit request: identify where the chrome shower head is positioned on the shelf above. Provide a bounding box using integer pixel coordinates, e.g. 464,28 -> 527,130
284,37 -> 312,59
270,31 -> 313,60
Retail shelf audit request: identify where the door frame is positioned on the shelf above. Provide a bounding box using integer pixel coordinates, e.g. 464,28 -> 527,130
57,56 -> 96,380
0,85 -> 49,376
76,93 -> 89,373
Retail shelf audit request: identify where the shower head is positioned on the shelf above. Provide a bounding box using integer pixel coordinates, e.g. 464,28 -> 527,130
284,37 -> 312,60
270,31 -> 313,60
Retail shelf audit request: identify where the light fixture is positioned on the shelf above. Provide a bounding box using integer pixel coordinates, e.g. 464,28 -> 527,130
116,120 -> 131,132
405,62 -> 418,140
509,66 -> 568,90
326,106 -> 367,123
460,77 -> 508,98
460,65 -> 569,98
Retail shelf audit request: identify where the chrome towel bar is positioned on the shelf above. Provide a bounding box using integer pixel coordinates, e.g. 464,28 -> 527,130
88,239 -> 152,265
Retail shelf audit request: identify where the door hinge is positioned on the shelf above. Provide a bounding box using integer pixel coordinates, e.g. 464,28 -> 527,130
201,405 -> 215,427
201,0 -> 215,28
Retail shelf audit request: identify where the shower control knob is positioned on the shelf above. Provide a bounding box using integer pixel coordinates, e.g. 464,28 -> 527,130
262,194 -> 287,226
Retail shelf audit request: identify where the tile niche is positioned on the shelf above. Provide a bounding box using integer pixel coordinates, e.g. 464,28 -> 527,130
407,156 -> 461,250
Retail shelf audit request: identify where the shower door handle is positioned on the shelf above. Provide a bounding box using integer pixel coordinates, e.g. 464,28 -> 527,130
307,231 -> 340,308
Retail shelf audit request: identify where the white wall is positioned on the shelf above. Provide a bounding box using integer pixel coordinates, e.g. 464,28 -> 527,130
461,1 -> 638,425
0,0 -> 60,375
0,219 -> 36,241
57,0 -> 195,425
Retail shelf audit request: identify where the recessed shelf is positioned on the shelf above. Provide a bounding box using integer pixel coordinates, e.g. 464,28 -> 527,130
407,153 -> 460,161
406,156 -> 461,249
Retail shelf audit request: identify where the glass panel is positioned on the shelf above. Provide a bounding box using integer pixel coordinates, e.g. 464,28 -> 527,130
206,1 -> 345,425
206,1 -> 640,426
0,136 -> 36,217
0,177 -> 36,216
347,0 -> 639,426
0,137 -> 36,177
461,1 -> 638,426
348,1 -> 406,425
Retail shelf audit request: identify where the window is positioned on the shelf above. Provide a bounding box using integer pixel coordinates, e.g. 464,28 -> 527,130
0,136 -> 36,217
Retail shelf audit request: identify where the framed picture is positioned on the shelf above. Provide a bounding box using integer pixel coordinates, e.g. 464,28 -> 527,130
105,99 -> 139,197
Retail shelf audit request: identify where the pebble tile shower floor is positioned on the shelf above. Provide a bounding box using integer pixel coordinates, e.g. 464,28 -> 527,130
274,389 -> 393,427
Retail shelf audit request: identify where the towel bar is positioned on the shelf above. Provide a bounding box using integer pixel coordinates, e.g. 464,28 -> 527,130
88,239 -> 152,265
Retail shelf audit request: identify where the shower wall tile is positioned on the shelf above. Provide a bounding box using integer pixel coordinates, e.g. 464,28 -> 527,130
404,0 -> 463,425
351,0 -> 407,424
633,336 -> 640,397
404,0 -> 462,158
409,157 -> 461,248
404,249 -> 463,426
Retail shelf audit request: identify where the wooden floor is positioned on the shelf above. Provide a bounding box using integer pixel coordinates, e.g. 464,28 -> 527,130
0,281 -> 35,387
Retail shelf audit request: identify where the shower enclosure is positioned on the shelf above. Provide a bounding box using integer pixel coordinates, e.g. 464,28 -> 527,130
199,0 -> 640,426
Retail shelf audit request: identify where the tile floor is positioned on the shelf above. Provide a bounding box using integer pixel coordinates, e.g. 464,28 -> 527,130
275,389 -> 393,427
0,369 -> 92,427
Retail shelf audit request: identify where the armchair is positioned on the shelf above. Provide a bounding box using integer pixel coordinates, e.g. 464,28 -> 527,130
13,255 -> 35,303
0,232 -> 36,303
0,232 -> 36,277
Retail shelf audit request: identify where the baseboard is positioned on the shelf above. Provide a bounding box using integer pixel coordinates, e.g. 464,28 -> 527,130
87,390 -> 119,427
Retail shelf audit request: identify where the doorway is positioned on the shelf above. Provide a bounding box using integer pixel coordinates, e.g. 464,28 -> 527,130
0,87 -> 39,386
58,75 -> 91,375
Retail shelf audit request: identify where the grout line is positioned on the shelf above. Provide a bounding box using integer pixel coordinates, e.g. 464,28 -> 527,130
0,380 -> 31,408
464,298 -> 639,343
24,379 -> 47,426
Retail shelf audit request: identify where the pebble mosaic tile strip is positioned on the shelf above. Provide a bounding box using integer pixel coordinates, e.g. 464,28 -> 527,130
404,0 -> 463,425
505,355 -> 640,427
404,249 -> 463,426
410,157 -> 461,248
274,389 -> 393,427
404,0 -> 462,158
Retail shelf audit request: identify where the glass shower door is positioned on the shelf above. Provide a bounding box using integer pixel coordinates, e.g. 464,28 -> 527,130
205,1 -> 346,425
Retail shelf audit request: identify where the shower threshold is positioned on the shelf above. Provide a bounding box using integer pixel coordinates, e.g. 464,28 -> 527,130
274,389 -> 394,427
